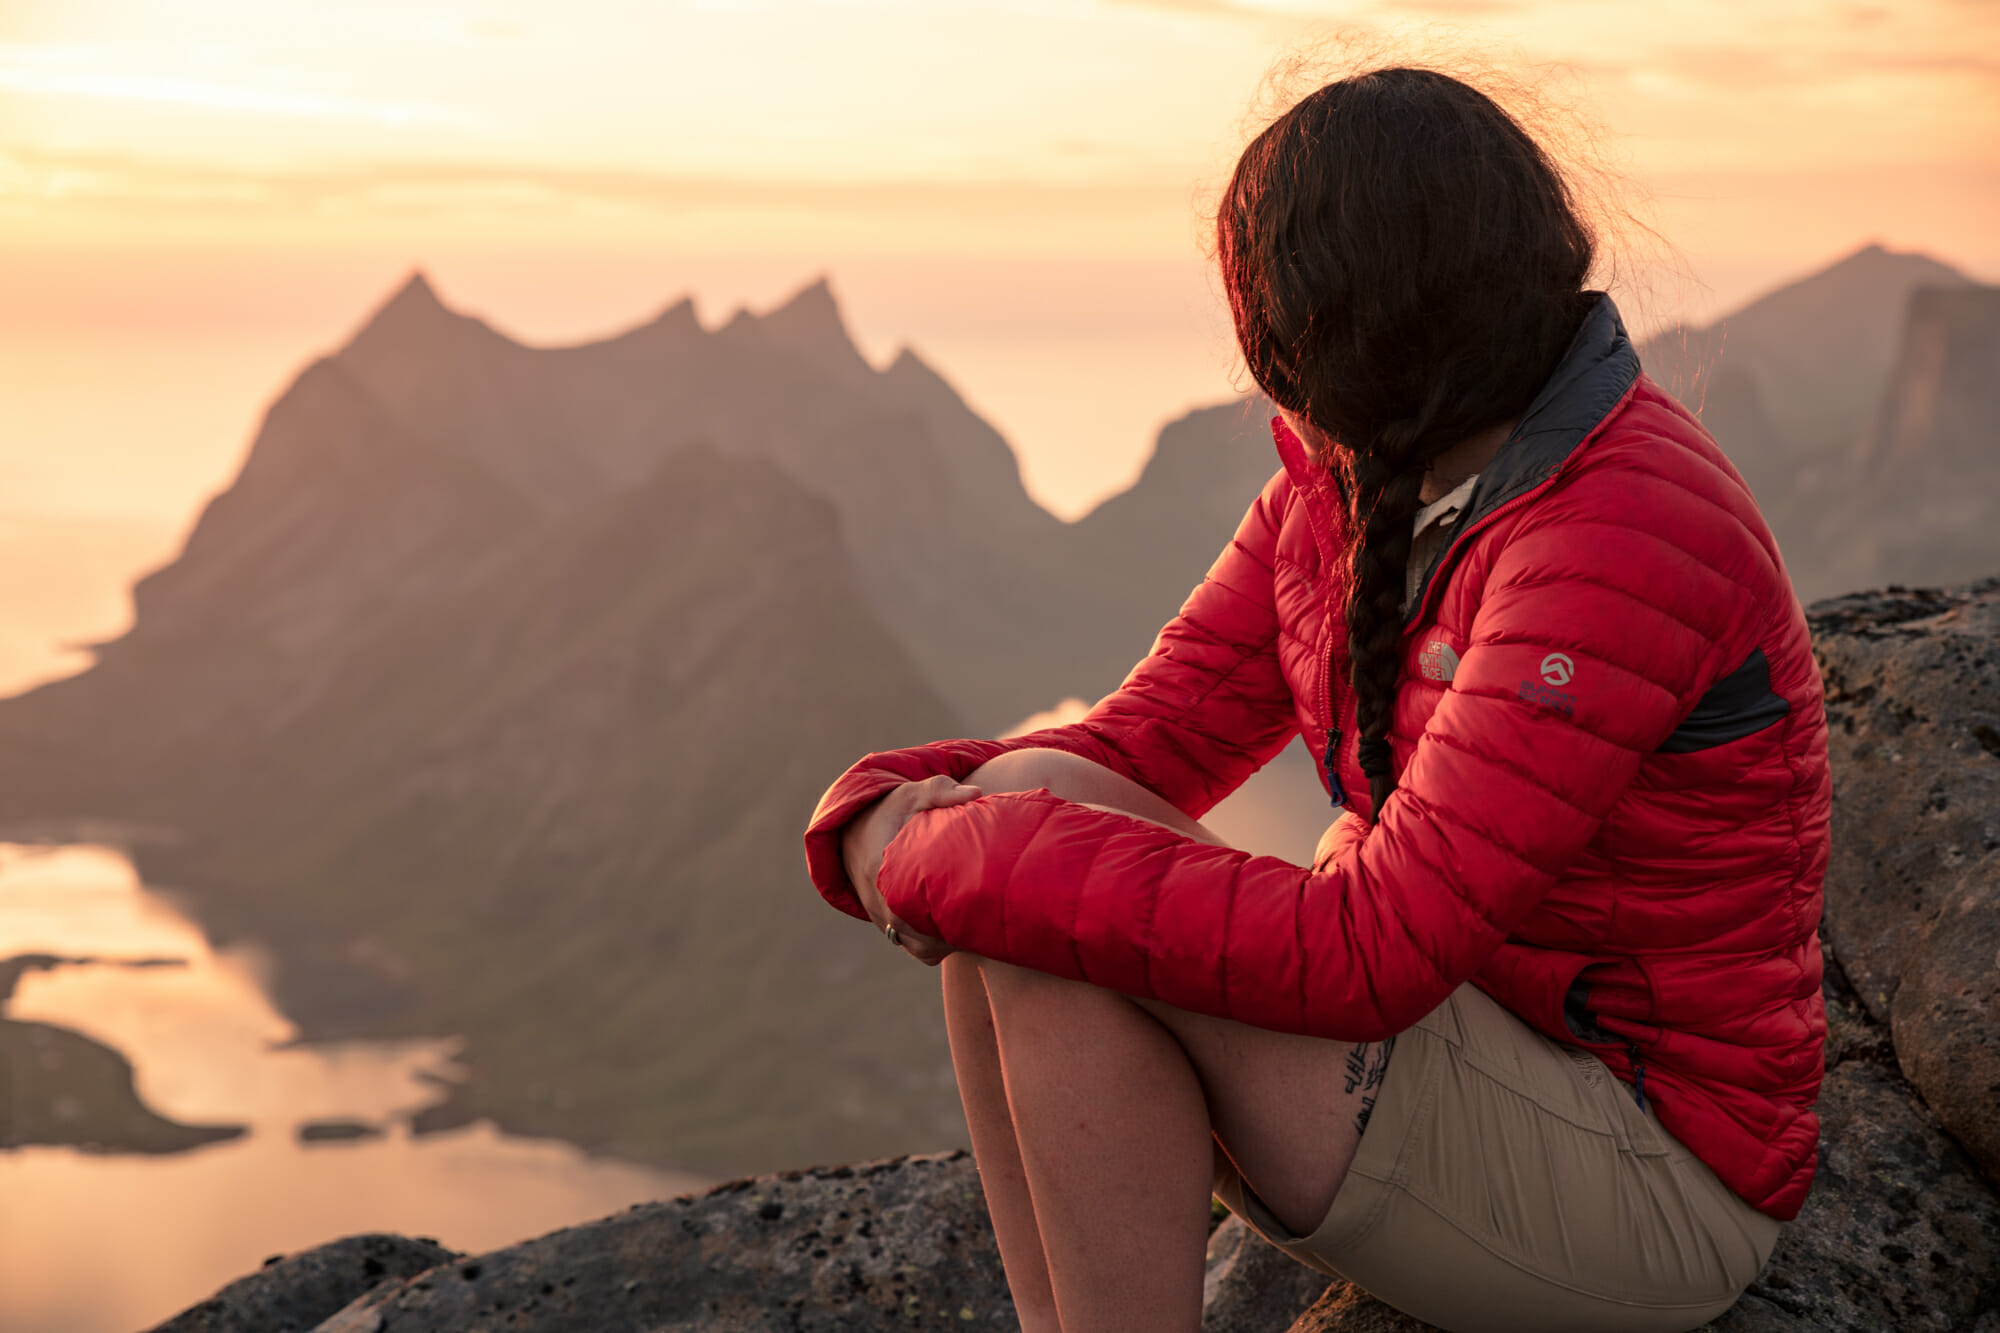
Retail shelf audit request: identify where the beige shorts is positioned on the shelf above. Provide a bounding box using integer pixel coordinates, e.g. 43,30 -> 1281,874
1212,983 -> 1782,1333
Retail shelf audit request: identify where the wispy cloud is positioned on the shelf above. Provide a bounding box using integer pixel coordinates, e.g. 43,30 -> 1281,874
0,61 -> 480,128
0,145 -> 1191,218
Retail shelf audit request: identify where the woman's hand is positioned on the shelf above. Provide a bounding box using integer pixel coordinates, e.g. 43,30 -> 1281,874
841,775 -> 983,965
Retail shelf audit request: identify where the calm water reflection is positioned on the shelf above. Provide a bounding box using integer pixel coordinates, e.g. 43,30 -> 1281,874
0,843 -> 711,1333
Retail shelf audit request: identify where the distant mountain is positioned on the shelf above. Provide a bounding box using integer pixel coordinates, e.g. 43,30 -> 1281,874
0,270 -> 1310,1174
1065,398 -> 1282,692
1818,285 -> 2000,594
1641,243 -> 1970,459
1638,244 -> 1994,601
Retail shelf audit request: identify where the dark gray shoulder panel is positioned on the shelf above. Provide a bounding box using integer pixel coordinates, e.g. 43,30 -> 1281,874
1659,647 -> 1791,754
1470,294 -> 1642,518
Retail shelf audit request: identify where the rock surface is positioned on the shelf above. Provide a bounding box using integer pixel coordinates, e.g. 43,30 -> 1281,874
1809,578 -> 2000,1183
1892,865 -> 2000,1184
1202,1216 -> 1332,1333
1700,963 -> 2000,1333
149,1234 -> 457,1333
314,1152 -> 1016,1333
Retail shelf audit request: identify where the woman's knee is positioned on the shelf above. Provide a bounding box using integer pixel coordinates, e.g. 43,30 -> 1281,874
965,748 -> 1115,799
975,957 -> 1070,1001
966,749 -> 1214,841
976,959 -> 1133,1021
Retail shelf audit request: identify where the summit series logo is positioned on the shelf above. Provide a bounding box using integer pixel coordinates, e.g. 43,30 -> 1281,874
1520,651 -> 1578,716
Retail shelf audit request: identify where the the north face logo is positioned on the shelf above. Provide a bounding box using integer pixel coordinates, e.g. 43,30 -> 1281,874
1419,639 -> 1460,683
1540,653 -> 1575,686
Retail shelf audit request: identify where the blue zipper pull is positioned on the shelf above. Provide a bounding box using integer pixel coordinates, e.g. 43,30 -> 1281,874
1626,1041 -> 1648,1114
1323,727 -> 1345,807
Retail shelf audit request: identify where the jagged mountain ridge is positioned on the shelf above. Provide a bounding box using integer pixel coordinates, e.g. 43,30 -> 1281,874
330,273 -> 1102,733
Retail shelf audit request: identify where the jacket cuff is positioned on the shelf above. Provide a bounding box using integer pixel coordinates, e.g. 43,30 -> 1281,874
803,764 -> 913,921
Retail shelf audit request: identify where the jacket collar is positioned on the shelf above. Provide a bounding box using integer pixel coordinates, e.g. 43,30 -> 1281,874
1456,293 -> 1639,521
1407,293 -> 1639,620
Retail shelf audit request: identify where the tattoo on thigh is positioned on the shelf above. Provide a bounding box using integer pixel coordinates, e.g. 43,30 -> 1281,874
1343,1037 -> 1396,1136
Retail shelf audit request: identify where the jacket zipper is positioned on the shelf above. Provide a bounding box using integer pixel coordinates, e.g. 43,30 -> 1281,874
1321,618 -> 1349,809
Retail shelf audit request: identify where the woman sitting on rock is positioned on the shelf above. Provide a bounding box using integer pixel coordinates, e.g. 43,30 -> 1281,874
803,64 -> 1829,1333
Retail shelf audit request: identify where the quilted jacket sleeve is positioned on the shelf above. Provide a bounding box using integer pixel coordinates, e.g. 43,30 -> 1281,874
871,462 -> 1730,1039
803,469 -> 1303,920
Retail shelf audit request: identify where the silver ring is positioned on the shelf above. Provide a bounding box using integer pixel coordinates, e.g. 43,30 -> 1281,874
884,923 -> 902,948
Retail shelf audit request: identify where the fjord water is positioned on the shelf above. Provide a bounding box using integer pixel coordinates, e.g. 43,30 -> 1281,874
0,843 -> 710,1333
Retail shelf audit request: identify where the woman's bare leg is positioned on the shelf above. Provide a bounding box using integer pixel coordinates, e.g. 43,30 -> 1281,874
946,749 -> 1385,1333
976,956 -> 1215,1332
942,953 -> 1061,1333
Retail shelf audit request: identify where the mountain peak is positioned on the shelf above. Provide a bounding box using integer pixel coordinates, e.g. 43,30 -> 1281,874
883,345 -> 940,383
739,276 -> 873,380
339,268 -> 514,370
613,297 -> 701,347
1819,241 -> 1963,284
375,269 -> 453,325
397,267 -> 444,301
760,276 -> 846,340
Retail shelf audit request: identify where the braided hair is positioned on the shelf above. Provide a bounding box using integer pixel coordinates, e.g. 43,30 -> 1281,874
1217,67 -> 1596,815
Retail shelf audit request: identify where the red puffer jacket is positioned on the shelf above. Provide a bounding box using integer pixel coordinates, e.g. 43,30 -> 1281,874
803,297 -> 1831,1221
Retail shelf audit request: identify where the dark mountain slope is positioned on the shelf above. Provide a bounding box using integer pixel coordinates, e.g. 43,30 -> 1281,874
1812,285 -> 2000,595
1064,398 -> 1282,696
116,446 -> 970,1173
0,356 -> 535,813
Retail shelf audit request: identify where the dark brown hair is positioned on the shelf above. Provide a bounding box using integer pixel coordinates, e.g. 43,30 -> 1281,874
1218,66 -> 1596,814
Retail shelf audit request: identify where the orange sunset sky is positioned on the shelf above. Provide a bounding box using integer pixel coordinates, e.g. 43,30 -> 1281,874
1,0 -> 1997,691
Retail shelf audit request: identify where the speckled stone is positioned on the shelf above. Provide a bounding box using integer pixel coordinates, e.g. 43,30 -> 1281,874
313,1151 -> 1014,1333
1809,578 -> 2000,1182
1201,1216 -> 1333,1332
148,1233 -> 457,1333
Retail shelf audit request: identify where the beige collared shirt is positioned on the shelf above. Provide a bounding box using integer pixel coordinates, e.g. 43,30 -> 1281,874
1407,472 -> 1480,612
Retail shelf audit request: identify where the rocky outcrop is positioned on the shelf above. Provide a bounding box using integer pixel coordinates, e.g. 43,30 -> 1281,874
1698,963 -> 2000,1333
1810,578 -> 2000,1183
148,1234 -> 457,1333
1202,1215 -> 1333,1332
315,1153 -> 1016,1332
